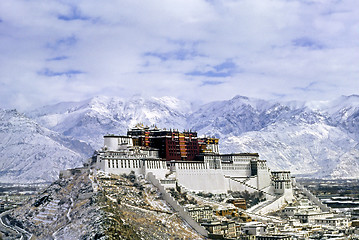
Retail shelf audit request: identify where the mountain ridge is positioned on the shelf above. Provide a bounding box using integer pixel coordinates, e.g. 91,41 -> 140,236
2,94 -> 359,182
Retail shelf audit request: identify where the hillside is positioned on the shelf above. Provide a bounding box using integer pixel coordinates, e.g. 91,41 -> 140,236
7,169 -> 203,239
0,109 -> 93,183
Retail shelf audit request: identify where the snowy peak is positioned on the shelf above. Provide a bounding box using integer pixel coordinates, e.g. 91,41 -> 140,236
188,95 -> 326,139
231,95 -> 277,111
304,95 -> 359,140
0,108 -> 93,183
27,99 -> 89,117
152,96 -> 192,114
305,95 -> 359,115
29,95 -> 192,149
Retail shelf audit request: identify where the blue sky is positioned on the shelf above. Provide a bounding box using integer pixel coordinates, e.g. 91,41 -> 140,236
0,0 -> 358,110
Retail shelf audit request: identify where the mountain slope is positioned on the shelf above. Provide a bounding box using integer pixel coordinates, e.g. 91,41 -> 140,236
0,109 -> 93,183
188,95 -> 359,178
187,95 -> 312,138
316,95 -> 359,141
221,121 -> 359,178
28,96 -> 191,149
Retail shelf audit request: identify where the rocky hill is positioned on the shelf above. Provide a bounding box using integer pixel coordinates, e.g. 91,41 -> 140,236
7,169 -> 203,239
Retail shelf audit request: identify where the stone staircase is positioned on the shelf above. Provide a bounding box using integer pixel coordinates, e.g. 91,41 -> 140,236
227,176 -> 276,198
247,196 -> 281,213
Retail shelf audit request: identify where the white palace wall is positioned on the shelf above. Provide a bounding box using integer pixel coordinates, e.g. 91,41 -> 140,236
222,165 -> 252,178
174,161 -> 228,194
97,152 -> 275,194
100,158 -> 168,179
172,158 -> 273,194
221,155 -> 253,178
257,161 -> 272,190
97,156 -> 293,203
100,158 -> 143,176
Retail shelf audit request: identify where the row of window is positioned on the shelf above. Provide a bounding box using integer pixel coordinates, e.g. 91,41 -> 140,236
176,163 -> 207,170
106,154 -> 148,159
107,159 -> 141,169
107,159 -> 167,169
146,160 -> 166,169
274,181 -> 291,189
222,166 -> 251,170
316,219 -> 347,224
222,156 -> 257,161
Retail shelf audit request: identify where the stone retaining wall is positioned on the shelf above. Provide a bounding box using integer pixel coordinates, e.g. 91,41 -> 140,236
146,172 -> 208,237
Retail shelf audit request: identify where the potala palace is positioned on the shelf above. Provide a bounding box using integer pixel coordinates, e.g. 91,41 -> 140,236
93,125 -> 294,209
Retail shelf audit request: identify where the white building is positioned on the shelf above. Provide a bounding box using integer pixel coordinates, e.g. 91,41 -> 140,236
240,222 -> 267,236
95,134 -> 294,203
295,212 -> 334,224
315,217 -> 349,228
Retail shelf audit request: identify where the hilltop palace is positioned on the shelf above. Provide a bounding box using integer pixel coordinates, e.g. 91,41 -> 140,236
93,125 -> 294,205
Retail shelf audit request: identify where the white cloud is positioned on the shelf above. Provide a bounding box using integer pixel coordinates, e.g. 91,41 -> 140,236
0,0 -> 358,110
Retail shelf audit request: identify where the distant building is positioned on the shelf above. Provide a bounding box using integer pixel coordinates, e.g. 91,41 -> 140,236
352,208 -> 359,219
323,196 -> 359,208
282,204 -> 319,217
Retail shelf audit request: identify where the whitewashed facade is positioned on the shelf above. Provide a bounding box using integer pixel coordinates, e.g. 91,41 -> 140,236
95,135 -> 293,198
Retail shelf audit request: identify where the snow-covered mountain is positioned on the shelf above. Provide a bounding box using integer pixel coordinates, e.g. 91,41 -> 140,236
0,109 -> 93,183
189,95 -> 359,178
28,96 -> 191,149
221,121 -> 359,178
311,95 -> 359,141
19,94 -> 359,179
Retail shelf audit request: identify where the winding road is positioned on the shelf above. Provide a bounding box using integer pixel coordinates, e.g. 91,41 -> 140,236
0,211 -> 32,240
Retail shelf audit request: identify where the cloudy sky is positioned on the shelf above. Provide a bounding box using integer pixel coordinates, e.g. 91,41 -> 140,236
0,0 -> 358,110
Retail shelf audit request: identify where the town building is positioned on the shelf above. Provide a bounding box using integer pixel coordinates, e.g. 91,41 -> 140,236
185,205 -> 213,222
239,222 -> 267,236
282,204 -> 320,217
314,217 -> 349,228
256,235 -> 291,240
201,220 -> 236,238
295,211 -> 334,224
227,198 -> 247,210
